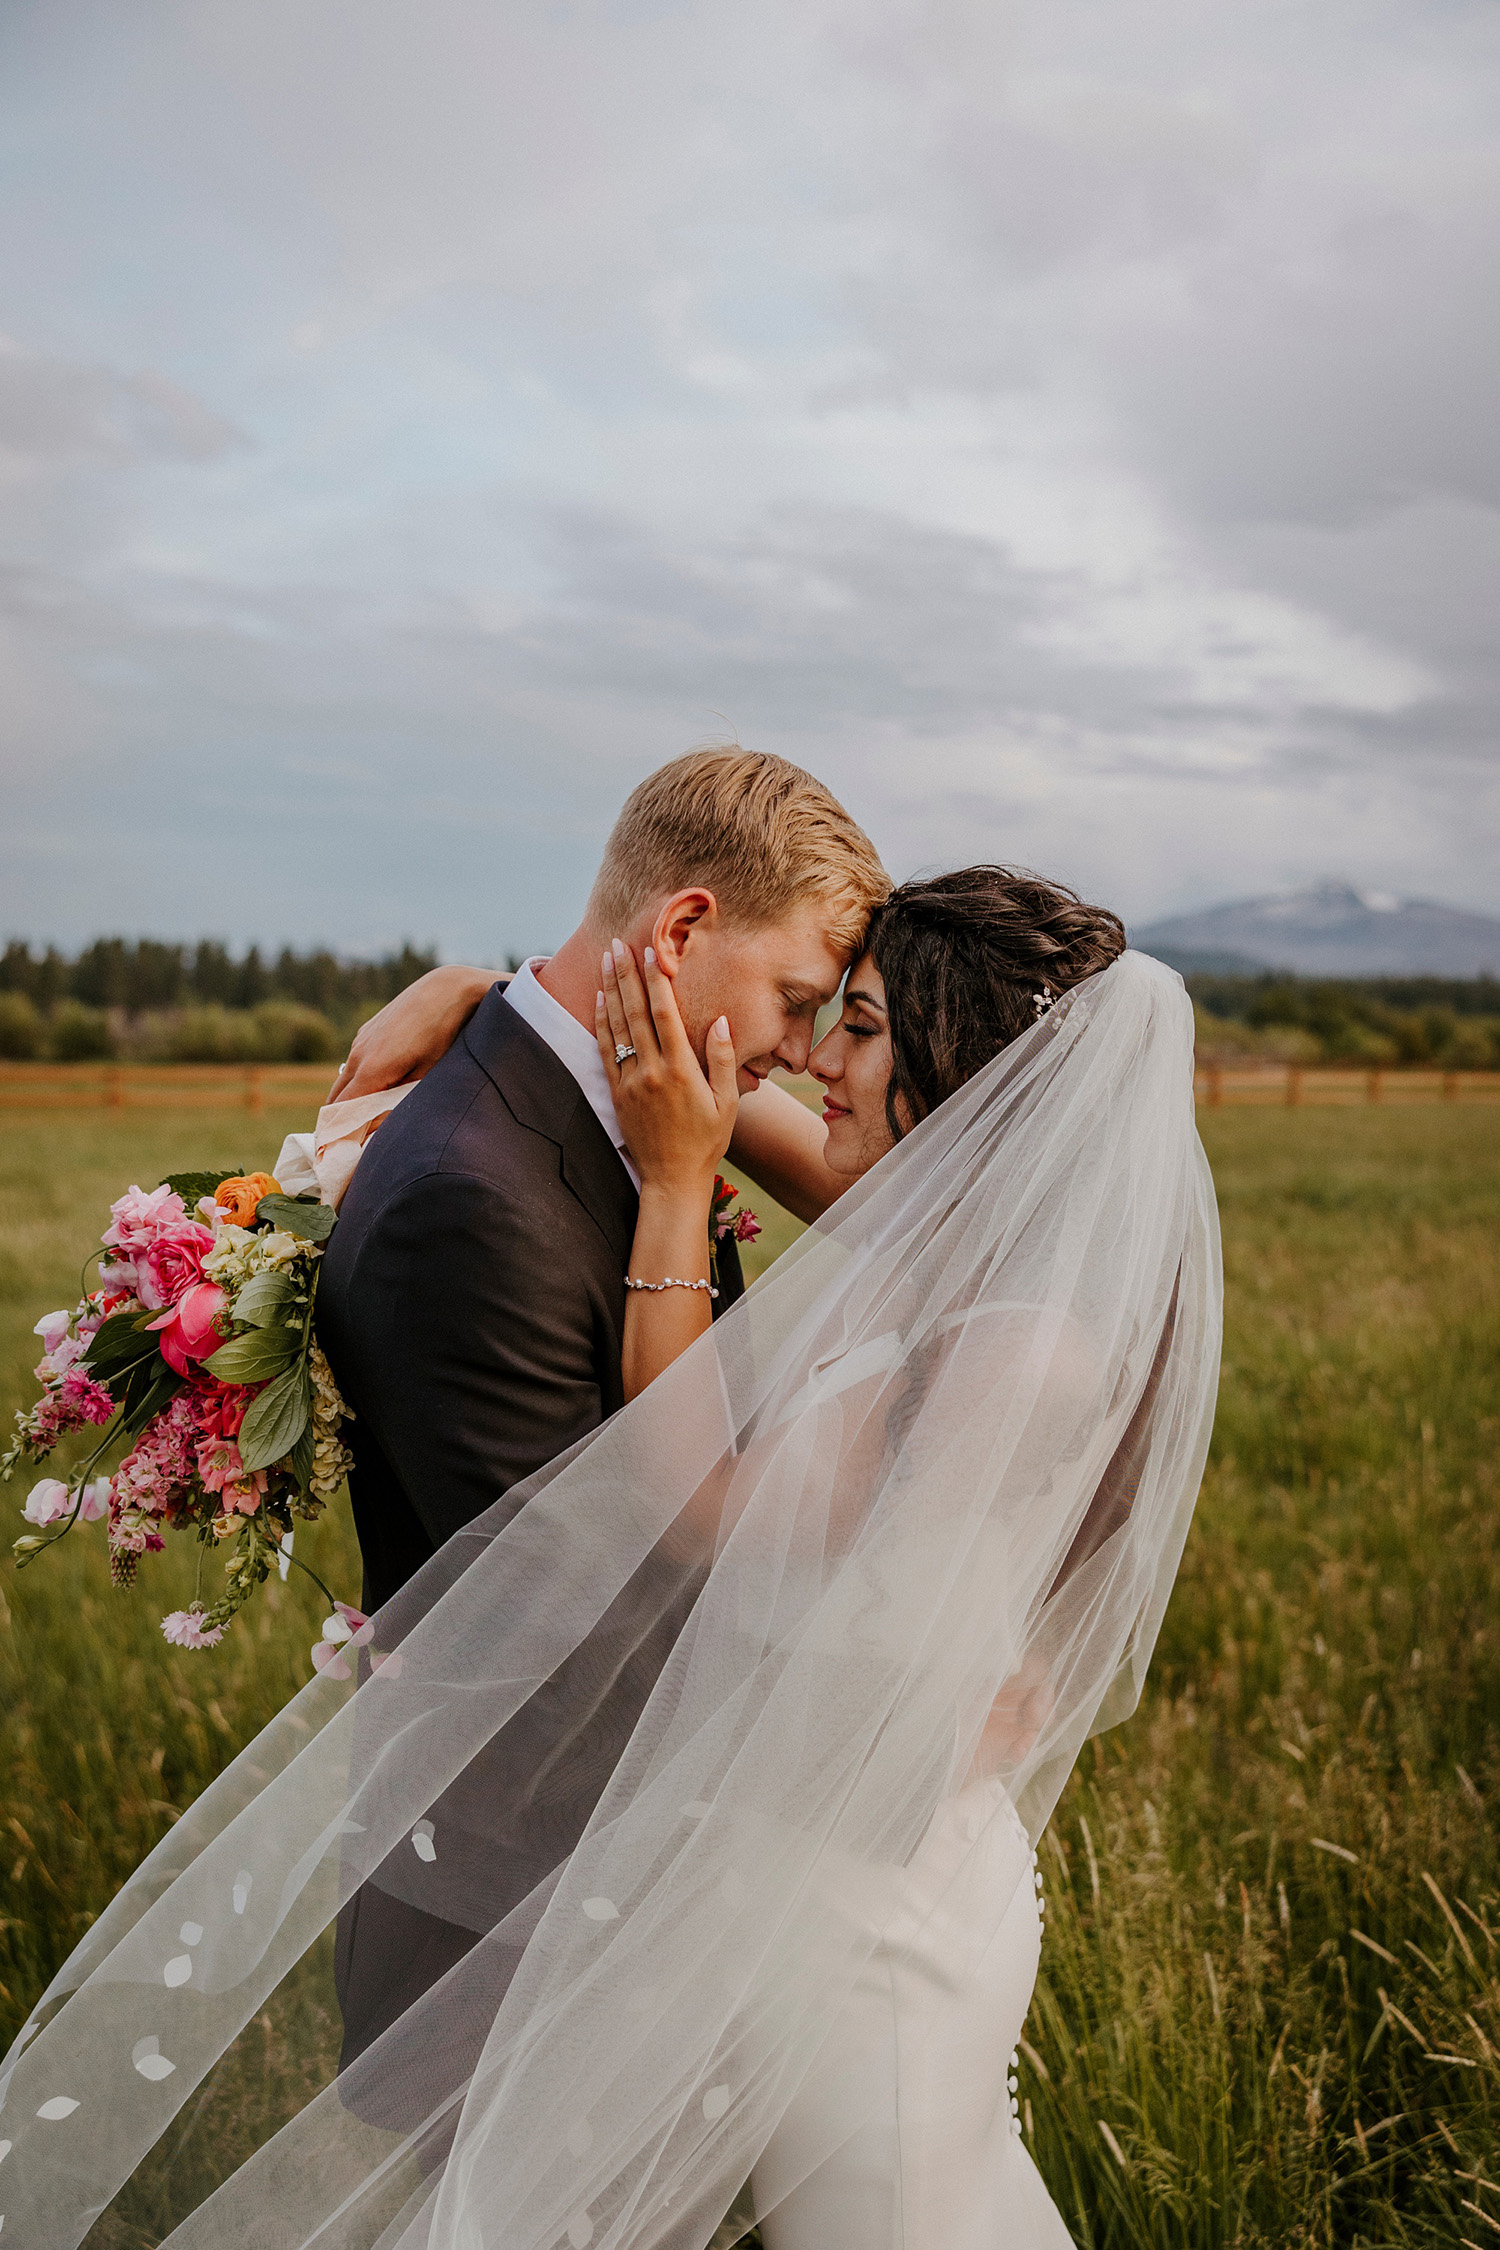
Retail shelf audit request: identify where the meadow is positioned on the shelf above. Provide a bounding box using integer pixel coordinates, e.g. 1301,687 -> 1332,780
1,1098 -> 1496,2245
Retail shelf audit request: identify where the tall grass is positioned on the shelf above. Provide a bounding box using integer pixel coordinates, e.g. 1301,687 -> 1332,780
1028,1109 -> 1500,2246
2,1104 -> 1496,2244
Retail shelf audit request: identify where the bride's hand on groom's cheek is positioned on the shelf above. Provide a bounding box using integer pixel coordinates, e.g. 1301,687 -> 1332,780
330,965 -> 493,1103
596,940 -> 738,1186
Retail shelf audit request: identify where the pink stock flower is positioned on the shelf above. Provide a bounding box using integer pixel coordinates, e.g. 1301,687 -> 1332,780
113,1393 -> 200,1516
103,1184 -> 188,1255
161,1607 -> 226,1650
148,1280 -> 228,1376
23,1477 -> 71,1526
136,1224 -> 215,1313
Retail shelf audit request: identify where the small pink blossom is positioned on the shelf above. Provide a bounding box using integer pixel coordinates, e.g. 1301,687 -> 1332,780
732,1209 -> 761,1244
78,1477 -> 111,1522
23,1477 -> 71,1526
195,1430 -> 245,1494
33,1333 -> 83,1383
161,1607 -> 226,1650
33,1310 -> 72,1356
136,1224 -> 215,1313
28,1369 -> 115,1449
311,1602 -> 371,1678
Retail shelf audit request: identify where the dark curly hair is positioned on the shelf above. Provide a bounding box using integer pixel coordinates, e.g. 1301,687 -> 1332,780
864,866 -> 1126,1143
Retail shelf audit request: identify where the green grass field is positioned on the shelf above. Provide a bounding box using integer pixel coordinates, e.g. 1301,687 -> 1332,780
2,1102 -> 1496,2245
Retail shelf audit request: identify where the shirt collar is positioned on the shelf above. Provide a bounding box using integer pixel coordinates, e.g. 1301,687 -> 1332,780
503,958 -> 639,1189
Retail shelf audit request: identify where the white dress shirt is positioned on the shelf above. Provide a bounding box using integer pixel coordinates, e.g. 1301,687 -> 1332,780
503,957 -> 640,1190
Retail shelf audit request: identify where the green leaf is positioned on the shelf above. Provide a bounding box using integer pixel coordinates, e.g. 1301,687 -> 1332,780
232,1271 -> 298,1328
121,1364 -> 184,1443
237,1363 -> 312,1474
82,1311 -> 163,1388
286,1421 -> 317,1495
204,1326 -> 300,1385
255,1194 -> 336,1244
159,1168 -> 244,1208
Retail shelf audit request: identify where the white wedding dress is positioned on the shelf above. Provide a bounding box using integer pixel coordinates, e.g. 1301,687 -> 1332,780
751,1777 -> 1074,2249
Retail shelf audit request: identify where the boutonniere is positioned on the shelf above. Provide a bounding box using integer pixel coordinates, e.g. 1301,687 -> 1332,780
710,1175 -> 761,1283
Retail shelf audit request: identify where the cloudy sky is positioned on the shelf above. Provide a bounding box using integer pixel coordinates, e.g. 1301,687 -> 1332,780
3,0 -> 1497,960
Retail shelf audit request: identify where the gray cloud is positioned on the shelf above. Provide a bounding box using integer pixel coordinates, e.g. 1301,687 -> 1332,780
0,342 -> 246,467
0,0 -> 1495,956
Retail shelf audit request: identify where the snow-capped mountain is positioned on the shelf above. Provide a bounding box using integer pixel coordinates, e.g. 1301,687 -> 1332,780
1133,882 -> 1500,978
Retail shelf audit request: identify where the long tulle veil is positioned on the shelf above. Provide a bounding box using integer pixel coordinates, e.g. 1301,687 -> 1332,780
0,949 -> 1220,2249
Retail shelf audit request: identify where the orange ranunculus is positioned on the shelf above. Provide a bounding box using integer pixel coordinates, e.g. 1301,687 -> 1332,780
214,1171 -> 281,1228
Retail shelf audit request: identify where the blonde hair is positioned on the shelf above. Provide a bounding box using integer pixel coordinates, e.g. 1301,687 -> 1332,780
587,748 -> 889,956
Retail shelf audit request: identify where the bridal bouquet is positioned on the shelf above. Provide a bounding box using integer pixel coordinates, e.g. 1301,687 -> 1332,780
2,1169 -> 354,1649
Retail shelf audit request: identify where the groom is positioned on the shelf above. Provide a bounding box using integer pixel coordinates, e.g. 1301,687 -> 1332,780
317,746 -> 887,2060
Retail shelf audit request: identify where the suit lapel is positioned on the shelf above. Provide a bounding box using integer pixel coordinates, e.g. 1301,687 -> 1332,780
463,987 -> 638,1265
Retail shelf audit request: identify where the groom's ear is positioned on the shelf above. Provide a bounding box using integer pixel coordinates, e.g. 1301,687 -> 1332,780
650,888 -> 719,977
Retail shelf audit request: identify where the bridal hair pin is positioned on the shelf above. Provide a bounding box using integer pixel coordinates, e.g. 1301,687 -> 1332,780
1032,985 -> 1057,1020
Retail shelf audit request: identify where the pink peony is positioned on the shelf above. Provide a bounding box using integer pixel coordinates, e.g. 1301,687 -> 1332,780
103,1184 -> 189,1255
148,1281 -> 228,1376
136,1224 -> 215,1313
23,1477 -> 71,1526
161,1607 -> 226,1650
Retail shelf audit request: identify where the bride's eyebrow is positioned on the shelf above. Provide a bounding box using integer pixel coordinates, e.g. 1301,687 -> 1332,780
843,986 -> 886,1017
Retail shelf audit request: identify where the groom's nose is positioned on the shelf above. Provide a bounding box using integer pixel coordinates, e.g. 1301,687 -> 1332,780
773,1020 -> 815,1075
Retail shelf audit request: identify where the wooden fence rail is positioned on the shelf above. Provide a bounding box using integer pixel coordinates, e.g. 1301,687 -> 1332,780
1193,1065 -> 1500,1108
0,1064 -> 337,1113
1,1061 -> 1497,1114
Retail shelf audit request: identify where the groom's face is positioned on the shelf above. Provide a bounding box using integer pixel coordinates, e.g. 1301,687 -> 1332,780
655,896 -> 850,1093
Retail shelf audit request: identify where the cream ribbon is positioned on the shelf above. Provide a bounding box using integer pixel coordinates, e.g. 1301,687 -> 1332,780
271,1084 -> 420,1211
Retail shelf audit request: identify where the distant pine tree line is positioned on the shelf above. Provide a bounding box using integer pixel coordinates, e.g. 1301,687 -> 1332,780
2,943 -> 1496,1069
1189,972 -> 1500,1068
0,938 -> 448,1063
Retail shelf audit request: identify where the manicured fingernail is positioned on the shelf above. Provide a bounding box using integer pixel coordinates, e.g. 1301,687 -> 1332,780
596,991 -> 605,1010
602,952 -> 613,979
643,946 -> 656,968
713,1015 -> 729,1038
611,937 -> 625,959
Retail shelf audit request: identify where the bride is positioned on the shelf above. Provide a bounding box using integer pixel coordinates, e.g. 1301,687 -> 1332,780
0,868 -> 1220,2250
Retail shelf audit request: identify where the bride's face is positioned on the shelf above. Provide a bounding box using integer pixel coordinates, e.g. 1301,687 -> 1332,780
808,953 -> 901,1178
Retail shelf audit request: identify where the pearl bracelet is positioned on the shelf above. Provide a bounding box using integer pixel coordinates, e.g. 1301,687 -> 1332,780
624,1276 -> 719,1298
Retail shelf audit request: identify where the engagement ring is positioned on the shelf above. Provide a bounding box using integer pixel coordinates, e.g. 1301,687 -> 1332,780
615,1043 -> 637,1064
